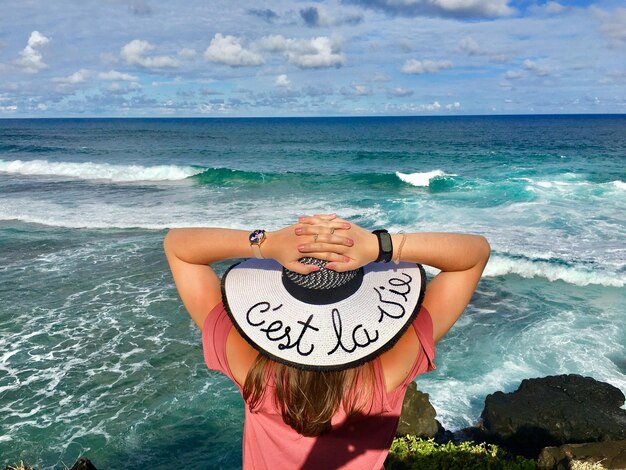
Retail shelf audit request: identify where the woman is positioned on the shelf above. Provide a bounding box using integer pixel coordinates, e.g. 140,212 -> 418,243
164,214 -> 490,469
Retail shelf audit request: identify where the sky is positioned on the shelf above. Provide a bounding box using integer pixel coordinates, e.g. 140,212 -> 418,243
1,0 -> 625,117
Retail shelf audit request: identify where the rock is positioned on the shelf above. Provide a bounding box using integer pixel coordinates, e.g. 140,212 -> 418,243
480,374 -> 626,458
69,458 -> 98,470
396,381 -> 439,438
537,440 -> 626,469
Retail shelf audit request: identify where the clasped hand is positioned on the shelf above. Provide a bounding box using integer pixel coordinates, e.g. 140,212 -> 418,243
268,214 -> 376,274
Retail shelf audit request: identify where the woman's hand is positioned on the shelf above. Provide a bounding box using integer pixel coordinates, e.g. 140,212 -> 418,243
295,214 -> 379,271
263,219 -> 355,275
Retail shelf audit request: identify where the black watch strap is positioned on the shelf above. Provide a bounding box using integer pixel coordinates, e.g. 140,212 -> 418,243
372,229 -> 393,263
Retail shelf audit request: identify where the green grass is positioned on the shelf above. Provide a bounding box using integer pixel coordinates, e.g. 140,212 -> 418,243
387,436 -> 537,470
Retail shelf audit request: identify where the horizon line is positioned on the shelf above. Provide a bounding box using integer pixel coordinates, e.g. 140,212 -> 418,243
1,112 -> 625,120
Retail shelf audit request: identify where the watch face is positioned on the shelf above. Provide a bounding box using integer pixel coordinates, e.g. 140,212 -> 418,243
380,235 -> 393,253
249,229 -> 266,245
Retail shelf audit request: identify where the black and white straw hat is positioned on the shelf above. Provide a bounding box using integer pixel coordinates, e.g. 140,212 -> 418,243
221,257 -> 426,372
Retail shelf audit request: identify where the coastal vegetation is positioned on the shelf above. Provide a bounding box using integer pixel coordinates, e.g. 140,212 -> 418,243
386,436 -> 536,469
4,439 -> 612,470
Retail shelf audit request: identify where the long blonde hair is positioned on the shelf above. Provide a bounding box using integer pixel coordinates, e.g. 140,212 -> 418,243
243,355 -> 377,437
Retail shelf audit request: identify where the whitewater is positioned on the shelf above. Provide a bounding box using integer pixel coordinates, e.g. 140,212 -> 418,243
1,116 -> 624,470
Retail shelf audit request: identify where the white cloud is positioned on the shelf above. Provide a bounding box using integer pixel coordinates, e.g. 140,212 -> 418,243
343,0 -> 514,19
275,74 -> 291,87
107,82 -> 123,93
16,31 -> 50,73
204,34 -> 264,67
384,100 -> 457,113
523,59 -> 549,76
528,1 -> 566,14
178,48 -> 197,59
197,102 -> 230,114
341,83 -> 370,96
388,87 -> 414,97
372,72 -> 391,82
459,37 -> 480,55
504,70 -> 523,80
99,70 -> 139,81
422,101 -> 441,111
458,37 -> 507,62
121,39 -> 179,68
544,2 -> 565,14
593,7 -> 626,46
401,59 -> 453,74
257,35 -> 345,69
100,52 -> 119,65
53,69 -> 90,84
0,95 -> 18,112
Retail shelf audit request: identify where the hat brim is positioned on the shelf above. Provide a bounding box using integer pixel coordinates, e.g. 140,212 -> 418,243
221,259 -> 426,372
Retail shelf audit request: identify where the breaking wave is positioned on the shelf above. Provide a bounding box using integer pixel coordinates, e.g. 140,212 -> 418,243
395,170 -> 455,187
485,254 -> 624,287
0,159 -> 204,182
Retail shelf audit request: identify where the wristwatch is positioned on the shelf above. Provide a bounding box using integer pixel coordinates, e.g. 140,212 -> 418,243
372,229 -> 393,263
249,229 -> 267,259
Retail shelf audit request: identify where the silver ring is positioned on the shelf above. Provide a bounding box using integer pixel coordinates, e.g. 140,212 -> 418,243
313,234 -> 318,242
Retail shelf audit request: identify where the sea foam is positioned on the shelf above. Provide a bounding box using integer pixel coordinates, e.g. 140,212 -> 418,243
395,170 -> 450,187
0,159 -> 204,182
485,254 -> 624,287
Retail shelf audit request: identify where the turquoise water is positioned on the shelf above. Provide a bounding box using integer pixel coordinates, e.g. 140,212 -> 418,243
1,116 -> 624,469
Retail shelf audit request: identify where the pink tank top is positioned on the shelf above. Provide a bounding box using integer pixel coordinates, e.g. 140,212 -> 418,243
202,302 -> 436,470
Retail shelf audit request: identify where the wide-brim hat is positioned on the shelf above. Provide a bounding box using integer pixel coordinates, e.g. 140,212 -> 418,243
221,257 -> 426,372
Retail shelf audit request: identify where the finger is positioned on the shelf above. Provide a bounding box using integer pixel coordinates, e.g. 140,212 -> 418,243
298,252 -> 351,263
300,220 -> 351,231
295,231 -> 353,246
297,215 -> 321,225
325,260 -> 358,272
295,223 -> 351,236
319,234 -> 354,246
328,234 -> 354,246
298,241 -> 351,253
285,261 -> 320,275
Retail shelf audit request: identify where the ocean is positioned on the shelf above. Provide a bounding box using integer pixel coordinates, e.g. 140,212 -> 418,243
1,115 -> 624,469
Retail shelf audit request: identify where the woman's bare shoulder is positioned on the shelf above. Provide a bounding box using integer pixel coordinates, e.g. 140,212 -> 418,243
225,327 -> 259,387
379,327 -> 420,393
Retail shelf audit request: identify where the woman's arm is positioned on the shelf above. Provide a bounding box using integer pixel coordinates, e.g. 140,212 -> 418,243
296,216 -> 491,343
164,222 -> 352,329
390,232 -> 490,343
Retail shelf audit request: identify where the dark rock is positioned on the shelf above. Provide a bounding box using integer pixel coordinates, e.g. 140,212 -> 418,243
537,440 -> 626,469
397,381 -> 439,438
434,420 -> 455,444
480,374 -> 626,458
69,458 -> 98,470
455,424 -> 490,443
